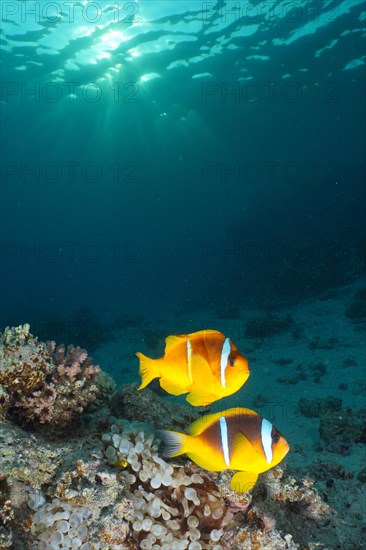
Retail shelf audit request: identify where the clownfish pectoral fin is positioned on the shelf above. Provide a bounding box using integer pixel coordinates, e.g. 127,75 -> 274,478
159,377 -> 186,396
186,389 -> 217,407
190,353 -> 214,386
158,429 -> 189,458
232,432 -> 257,463
185,354 -> 216,406
230,471 -> 259,493
136,352 -> 158,390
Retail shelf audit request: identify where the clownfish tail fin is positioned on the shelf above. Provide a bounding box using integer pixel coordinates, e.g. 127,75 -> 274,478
157,430 -> 190,458
136,352 -> 158,390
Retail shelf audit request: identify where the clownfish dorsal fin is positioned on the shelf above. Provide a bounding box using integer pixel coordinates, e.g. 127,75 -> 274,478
222,407 -> 258,417
230,471 -> 259,492
188,410 -> 221,435
197,329 -> 223,339
164,334 -> 187,353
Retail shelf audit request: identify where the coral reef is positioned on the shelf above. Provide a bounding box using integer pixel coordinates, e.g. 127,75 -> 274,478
0,405 -> 360,549
0,325 -> 101,432
0,321 -> 364,549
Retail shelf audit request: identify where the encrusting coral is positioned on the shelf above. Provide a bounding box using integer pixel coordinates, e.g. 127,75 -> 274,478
0,325 -> 100,431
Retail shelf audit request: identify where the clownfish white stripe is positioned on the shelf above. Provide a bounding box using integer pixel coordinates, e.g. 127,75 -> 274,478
261,418 -> 273,463
220,337 -> 231,388
219,416 -> 230,467
186,339 -> 193,382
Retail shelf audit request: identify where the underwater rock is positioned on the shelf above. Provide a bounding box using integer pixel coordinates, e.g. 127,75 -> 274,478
245,314 -> 295,339
299,396 -> 342,418
308,460 -> 353,481
345,300 -> 366,319
308,336 -> 338,350
272,358 -> 294,366
357,468 -> 366,483
252,394 -> 269,408
342,357 -> 358,367
0,421 -> 62,487
215,307 -> 240,320
319,407 -> 366,454
309,361 -> 327,383
110,383 -> 206,431
142,326 -> 168,351
277,365 -> 307,385
345,287 -> 366,320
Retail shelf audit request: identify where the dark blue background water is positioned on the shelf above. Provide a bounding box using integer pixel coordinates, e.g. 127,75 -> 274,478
1,0 -> 365,343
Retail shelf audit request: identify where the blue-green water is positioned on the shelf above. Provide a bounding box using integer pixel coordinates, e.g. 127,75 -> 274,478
1,0 -> 365,336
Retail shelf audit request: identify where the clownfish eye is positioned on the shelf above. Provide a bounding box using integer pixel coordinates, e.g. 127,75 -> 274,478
272,434 -> 280,444
229,357 -> 235,366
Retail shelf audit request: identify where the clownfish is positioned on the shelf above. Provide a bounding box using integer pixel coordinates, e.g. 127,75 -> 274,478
159,408 -> 290,492
136,330 -> 250,406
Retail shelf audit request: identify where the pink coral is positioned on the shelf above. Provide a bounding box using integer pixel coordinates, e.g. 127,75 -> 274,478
0,326 -> 101,431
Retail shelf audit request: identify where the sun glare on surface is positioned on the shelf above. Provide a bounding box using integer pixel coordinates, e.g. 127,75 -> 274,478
100,30 -> 128,51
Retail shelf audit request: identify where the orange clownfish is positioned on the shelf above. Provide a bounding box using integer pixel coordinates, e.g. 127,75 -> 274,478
136,330 -> 250,406
159,408 -> 290,492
